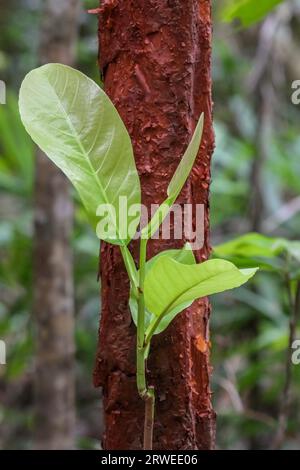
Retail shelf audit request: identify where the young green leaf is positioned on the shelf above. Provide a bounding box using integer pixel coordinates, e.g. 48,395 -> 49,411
167,113 -> 204,200
19,63 -> 141,246
129,244 -> 196,330
141,113 -> 204,239
144,258 -> 258,338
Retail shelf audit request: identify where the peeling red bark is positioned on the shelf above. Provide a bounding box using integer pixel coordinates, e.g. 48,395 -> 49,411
93,0 -> 215,450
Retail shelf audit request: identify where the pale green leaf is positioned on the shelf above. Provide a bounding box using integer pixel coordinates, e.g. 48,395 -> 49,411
19,63 -> 141,245
167,113 -> 204,199
129,244 -> 196,329
144,258 -> 258,335
120,245 -> 138,291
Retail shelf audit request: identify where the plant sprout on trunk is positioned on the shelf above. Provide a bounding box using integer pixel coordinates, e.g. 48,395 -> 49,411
19,64 -> 258,449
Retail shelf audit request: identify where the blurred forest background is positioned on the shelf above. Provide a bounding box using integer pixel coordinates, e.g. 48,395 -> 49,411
0,0 -> 300,450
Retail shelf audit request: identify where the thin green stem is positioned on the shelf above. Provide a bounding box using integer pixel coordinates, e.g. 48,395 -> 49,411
145,315 -> 161,346
138,238 -> 147,345
120,245 -> 138,296
145,302 -> 172,346
136,237 -> 147,396
136,237 -> 156,449
137,346 -> 147,397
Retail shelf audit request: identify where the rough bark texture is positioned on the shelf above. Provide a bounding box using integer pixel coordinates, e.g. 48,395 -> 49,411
94,0 -> 215,450
33,0 -> 80,450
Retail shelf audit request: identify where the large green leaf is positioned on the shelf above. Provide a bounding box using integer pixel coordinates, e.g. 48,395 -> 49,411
222,0 -> 284,27
19,63 -> 141,245
144,258 -> 258,336
129,244 -> 196,331
141,113 -> 204,239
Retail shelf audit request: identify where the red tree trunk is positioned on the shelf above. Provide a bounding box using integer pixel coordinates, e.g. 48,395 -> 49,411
94,0 -> 215,450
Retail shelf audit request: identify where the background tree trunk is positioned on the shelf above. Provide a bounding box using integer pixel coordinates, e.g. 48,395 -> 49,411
94,0 -> 215,450
33,0 -> 80,450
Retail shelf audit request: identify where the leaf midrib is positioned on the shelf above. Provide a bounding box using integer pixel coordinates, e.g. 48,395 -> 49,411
45,71 -> 125,246
151,261 -> 240,319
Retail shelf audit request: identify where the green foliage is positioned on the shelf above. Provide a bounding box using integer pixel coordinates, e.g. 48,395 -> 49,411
129,244 -> 196,334
144,257 -> 257,338
212,232 -> 300,448
19,63 -> 141,246
0,88 -> 101,449
222,0 -> 284,27
0,92 -> 34,195
214,232 -> 300,278
19,64 -> 257,340
3,0 -> 299,449
19,63 -> 258,449
0,2 -> 105,449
